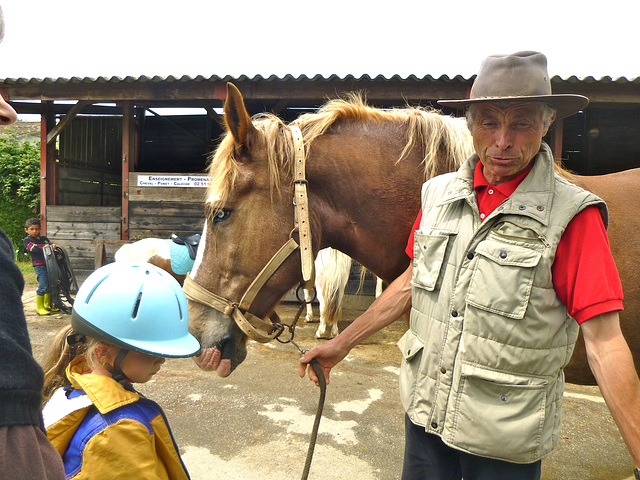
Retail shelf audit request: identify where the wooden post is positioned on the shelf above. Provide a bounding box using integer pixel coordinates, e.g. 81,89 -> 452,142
92,239 -> 128,268
121,101 -> 135,240
94,240 -> 107,268
552,118 -> 564,164
39,101 -> 56,235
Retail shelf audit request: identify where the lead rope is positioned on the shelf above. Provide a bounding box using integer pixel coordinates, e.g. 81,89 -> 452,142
301,357 -> 326,480
278,298 -> 327,480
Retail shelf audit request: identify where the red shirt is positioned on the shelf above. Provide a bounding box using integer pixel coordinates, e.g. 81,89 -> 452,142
406,161 -> 623,323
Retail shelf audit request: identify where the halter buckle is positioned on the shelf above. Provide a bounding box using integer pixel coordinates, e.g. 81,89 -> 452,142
274,322 -> 295,344
224,302 -> 239,318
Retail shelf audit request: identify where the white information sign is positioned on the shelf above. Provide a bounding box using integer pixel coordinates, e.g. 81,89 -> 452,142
136,175 -> 209,188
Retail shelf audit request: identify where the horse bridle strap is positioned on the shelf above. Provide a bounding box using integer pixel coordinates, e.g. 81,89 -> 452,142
290,125 -> 315,287
184,274 -> 281,343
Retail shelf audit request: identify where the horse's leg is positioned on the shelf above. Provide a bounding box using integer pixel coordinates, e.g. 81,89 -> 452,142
316,249 -> 351,339
375,277 -> 383,298
304,288 -> 315,323
315,286 -> 329,338
305,250 -> 328,324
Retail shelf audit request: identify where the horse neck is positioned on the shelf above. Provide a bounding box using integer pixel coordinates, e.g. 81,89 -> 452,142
305,122 -> 425,281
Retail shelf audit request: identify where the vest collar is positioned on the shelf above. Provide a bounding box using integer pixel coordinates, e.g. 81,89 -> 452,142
439,142 -> 556,226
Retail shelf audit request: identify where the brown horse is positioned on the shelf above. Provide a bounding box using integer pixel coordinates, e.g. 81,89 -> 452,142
186,83 -> 639,385
562,170 -> 640,383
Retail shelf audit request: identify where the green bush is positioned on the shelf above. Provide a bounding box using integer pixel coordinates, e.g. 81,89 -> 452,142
0,133 -> 41,256
16,258 -> 37,285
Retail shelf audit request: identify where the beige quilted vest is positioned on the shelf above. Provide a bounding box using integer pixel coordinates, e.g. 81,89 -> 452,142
398,143 -> 606,463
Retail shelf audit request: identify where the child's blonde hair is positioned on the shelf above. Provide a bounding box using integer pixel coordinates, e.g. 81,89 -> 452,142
41,325 -> 105,405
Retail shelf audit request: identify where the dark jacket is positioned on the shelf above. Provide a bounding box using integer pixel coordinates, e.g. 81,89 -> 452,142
0,229 -> 46,430
23,235 -> 52,267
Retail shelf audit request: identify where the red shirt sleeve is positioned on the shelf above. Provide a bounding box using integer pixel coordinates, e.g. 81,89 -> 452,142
552,205 -> 623,323
406,210 -> 422,259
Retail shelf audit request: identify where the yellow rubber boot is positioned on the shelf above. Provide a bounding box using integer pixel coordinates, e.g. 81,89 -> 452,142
36,295 -> 51,316
44,293 -> 59,312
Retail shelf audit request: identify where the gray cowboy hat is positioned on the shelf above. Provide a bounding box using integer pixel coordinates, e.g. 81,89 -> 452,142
438,51 -> 589,119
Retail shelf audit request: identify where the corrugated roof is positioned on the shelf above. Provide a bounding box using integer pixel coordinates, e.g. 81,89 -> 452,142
2,73 -> 638,85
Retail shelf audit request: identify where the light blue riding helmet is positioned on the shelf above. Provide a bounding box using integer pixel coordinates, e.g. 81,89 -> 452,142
71,262 -> 200,358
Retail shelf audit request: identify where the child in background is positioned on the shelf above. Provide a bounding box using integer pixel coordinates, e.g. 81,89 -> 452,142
23,217 -> 55,315
42,262 -> 200,480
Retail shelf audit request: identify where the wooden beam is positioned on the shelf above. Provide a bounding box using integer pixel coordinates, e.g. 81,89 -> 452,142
40,101 -> 56,235
146,107 -> 209,143
203,105 -> 225,128
270,98 -> 289,115
3,77 -> 640,106
92,239 -> 128,268
121,101 -> 135,240
553,119 -> 564,164
46,100 -> 92,144
0,78 -> 473,104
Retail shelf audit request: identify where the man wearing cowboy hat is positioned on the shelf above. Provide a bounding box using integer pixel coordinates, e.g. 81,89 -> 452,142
300,51 -> 640,479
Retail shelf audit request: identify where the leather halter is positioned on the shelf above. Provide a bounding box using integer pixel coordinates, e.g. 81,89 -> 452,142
183,125 -> 315,343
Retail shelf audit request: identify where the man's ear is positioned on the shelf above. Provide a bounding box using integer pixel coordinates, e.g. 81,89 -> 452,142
542,111 -> 556,136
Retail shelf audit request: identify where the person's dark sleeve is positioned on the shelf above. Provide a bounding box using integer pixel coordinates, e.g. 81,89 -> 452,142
0,229 -> 46,430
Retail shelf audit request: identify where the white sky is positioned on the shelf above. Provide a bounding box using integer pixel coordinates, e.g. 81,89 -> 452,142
1,0 -> 639,81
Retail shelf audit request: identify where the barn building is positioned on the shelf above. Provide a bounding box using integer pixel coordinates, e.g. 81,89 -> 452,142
1,73 -> 639,285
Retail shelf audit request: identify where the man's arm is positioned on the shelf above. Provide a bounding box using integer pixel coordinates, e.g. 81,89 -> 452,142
299,264 -> 413,386
581,311 -> 640,467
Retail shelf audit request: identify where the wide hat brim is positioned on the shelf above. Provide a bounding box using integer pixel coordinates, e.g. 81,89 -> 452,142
438,94 -> 588,120
438,51 -> 589,119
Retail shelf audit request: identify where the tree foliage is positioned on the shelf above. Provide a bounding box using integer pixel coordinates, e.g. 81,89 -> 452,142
0,133 -> 41,256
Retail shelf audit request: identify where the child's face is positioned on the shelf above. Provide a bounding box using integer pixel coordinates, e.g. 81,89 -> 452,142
119,349 -> 166,383
25,224 -> 40,237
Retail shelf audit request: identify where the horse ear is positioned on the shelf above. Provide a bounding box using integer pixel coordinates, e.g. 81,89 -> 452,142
224,83 -> 257,149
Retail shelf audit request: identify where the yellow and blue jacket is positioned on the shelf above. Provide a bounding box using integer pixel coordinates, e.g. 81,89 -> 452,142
44,356 -> 190,479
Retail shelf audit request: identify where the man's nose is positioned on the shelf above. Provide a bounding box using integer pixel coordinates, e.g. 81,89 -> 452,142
0,91 -> 17,125
495,126 -> 513,150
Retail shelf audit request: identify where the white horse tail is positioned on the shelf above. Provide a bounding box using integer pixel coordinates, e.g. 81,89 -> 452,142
314,248 -> 352,339
320,248 -> 352,322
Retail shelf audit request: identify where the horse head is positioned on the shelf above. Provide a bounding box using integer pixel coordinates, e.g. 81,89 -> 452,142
186,83 -> 316,377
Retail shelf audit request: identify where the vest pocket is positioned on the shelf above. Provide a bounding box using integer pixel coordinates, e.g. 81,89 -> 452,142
412,230 -> 454,291
466,238 -> 542,319
397,329 -> 425,412
450,363 -> 547,461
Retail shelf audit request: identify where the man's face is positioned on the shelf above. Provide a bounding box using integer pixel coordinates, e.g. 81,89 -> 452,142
470,102 -> 554,186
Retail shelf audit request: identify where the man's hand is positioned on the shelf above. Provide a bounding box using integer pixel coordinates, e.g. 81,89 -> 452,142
299,337 -> 350,387
299,264 -> 414,387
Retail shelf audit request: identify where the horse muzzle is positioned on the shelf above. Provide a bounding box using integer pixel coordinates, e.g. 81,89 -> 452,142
193,333 -> 247,377
187,298 -> 248,376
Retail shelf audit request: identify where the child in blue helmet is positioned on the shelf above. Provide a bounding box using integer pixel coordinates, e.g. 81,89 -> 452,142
41,262 -> 200,480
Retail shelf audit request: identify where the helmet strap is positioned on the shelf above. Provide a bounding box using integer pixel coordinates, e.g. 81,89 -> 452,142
109,348 -> 134,391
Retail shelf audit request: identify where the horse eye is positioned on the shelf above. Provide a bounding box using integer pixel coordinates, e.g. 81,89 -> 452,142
213,209 -> 231,225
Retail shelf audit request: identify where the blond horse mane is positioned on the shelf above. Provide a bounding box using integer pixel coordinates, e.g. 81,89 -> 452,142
206,93 -> 473,213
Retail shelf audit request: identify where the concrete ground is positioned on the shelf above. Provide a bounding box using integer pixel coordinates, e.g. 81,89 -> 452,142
23,287 -> 635,480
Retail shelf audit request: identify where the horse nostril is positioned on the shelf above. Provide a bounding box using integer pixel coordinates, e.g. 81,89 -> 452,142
217,334 -> 234,360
